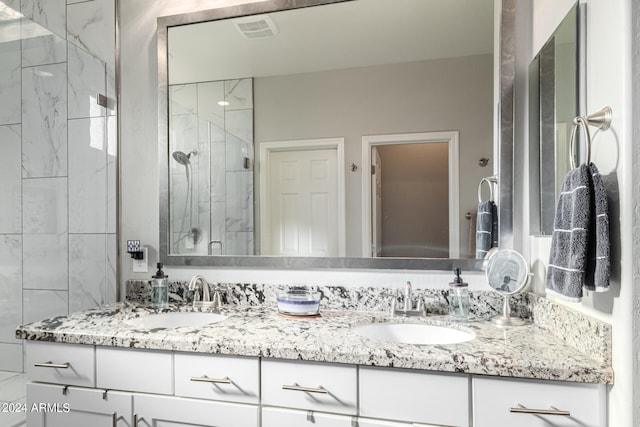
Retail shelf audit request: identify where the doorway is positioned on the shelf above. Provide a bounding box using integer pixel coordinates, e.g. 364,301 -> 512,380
361,131 -> 460,258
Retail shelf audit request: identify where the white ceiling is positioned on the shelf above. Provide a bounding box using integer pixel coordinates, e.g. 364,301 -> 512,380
168,0 -> 494,85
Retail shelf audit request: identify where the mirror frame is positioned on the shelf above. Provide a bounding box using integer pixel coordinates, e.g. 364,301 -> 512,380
158,0 -> 513,270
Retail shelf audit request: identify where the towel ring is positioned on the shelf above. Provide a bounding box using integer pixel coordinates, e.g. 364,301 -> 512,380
569,106 -> 613,169
478,176 -> 497,203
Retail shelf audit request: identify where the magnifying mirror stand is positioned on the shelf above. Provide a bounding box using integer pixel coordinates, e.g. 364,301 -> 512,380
493,294 -> 528,327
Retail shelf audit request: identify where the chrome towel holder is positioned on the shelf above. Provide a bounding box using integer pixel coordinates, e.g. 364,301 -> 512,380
569,106 -> 613,168
478,175 -> 498,203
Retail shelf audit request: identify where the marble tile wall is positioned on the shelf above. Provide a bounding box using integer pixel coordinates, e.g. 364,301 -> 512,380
169,78 -> 254,256
0,0 -> 116,372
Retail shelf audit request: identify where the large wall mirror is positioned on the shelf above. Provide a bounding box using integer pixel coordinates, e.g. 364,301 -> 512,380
158,0 -> 514,270
529,2 -> 585,235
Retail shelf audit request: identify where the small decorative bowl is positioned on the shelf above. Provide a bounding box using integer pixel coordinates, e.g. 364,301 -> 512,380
276,288 -> 321,316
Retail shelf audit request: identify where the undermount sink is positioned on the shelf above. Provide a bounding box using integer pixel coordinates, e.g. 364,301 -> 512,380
352,322 -> 475,345
125,312 -> 228,329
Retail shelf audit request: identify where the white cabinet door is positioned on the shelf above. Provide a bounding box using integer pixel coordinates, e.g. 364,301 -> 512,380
134,393 -> 259,427
473,376 -> 606,427
26,383 -> 132,427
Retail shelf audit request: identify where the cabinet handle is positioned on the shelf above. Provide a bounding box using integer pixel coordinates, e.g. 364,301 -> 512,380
282,384 -> 328,394
510,404 -> 570,416
34,361 -> 69,369
112,412 -> 117,427
189,376 -> 232,384
134,413 -> 142,427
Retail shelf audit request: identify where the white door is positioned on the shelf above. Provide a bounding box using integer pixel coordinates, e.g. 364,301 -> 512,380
27,383 -> 132,427
371,147 -> 383,257
266,148 -> 339,256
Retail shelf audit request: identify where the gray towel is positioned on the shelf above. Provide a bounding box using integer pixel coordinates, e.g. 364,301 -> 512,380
585,163 -> 610,291
546,163 -> 610,301
475,200 -> 498,259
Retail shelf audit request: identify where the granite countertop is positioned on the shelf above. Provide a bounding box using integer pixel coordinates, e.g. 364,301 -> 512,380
15,301 -> 613,384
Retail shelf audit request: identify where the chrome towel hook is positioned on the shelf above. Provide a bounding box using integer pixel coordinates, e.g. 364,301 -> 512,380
569,106 -> 612,168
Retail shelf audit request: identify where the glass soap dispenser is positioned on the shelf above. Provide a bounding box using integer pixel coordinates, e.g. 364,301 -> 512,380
448,267 -> 469,320
151,263 -> 169,308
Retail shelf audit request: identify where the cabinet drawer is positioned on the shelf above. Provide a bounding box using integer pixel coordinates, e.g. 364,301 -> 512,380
262,408 -> 438,427
473,376 -> 606,427
262,359 -> 357,415
175,353 -> 259,404
26,341 -> 95,387
96,347 -> 172,394
360,366 -> 469,426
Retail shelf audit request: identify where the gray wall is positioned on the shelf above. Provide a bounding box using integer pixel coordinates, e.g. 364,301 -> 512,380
254,56 -> 493,257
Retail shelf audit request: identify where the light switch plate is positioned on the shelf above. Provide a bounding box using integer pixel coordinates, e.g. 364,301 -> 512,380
132,247 -> 148,273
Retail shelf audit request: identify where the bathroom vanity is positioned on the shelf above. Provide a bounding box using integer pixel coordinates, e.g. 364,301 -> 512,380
17,298 -> 611,427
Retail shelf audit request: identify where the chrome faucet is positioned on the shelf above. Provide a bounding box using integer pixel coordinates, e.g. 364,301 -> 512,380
388,281 -> 426,317
188,275 -> 211,307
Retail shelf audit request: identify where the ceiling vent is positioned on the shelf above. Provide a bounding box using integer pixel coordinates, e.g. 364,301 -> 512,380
233,14 -> 278,39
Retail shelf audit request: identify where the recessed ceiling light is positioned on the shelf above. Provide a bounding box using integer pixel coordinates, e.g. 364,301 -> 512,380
218,101 -> 230,106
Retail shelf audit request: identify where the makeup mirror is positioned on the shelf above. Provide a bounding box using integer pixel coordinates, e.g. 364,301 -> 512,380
485,249 -> 531,326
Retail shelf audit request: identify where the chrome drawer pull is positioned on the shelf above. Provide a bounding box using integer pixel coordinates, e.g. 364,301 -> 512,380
282,384 -> 328,394
112,412 -> 117,427
34,361 -> 69,369
510,404 -> 570,416
190,376 -> 232,384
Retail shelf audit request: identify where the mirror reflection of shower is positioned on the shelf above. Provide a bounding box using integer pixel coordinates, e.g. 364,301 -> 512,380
172,149 -> 202,249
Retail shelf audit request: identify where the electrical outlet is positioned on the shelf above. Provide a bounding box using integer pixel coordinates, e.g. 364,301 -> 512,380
132,247 -> 148,273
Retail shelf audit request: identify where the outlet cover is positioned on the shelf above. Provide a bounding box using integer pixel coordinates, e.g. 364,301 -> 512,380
132,247 -> 148,273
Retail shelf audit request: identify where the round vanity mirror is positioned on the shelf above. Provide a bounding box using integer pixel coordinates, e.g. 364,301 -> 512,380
485,249 -> 531,327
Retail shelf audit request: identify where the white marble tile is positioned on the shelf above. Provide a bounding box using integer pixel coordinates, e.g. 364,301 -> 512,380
0,125 -> 22,234
21,29 -> 66,67
169,114 -> 198,163
225,78 -> 253,111
106,234 -> 116,303
197,81 -> 225,142
170,84 -> 197,115
69,234 -> 106,312
22,177 -> 67,234
2,0 -> 21,12
225,132 -> 253,172
0,41 -> 21,125
67,0 -> 90,4
67,0 -> 115,70
0,344 -> 23,373
225,109 -> 253,147
23,290 -> 68,324
106,116 -> 117,234
22,234 -> 68,290
210,142 -> 226,202
0,373 -> 25,402
210,201 -> 226,243
68,43 -> 106,119
225,170 -> 254,232
106,64 -> 116,116
21,0 -> 66,39
22,64 -> 68,178
0,236 -> 22,343
69,117 -> 107,233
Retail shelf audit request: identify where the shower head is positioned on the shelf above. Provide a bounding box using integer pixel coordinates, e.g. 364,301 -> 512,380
172,150 -> 197,166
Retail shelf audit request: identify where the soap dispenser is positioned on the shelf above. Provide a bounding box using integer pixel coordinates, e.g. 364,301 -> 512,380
448,268 -> 469,320
151,263 -> 169,308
